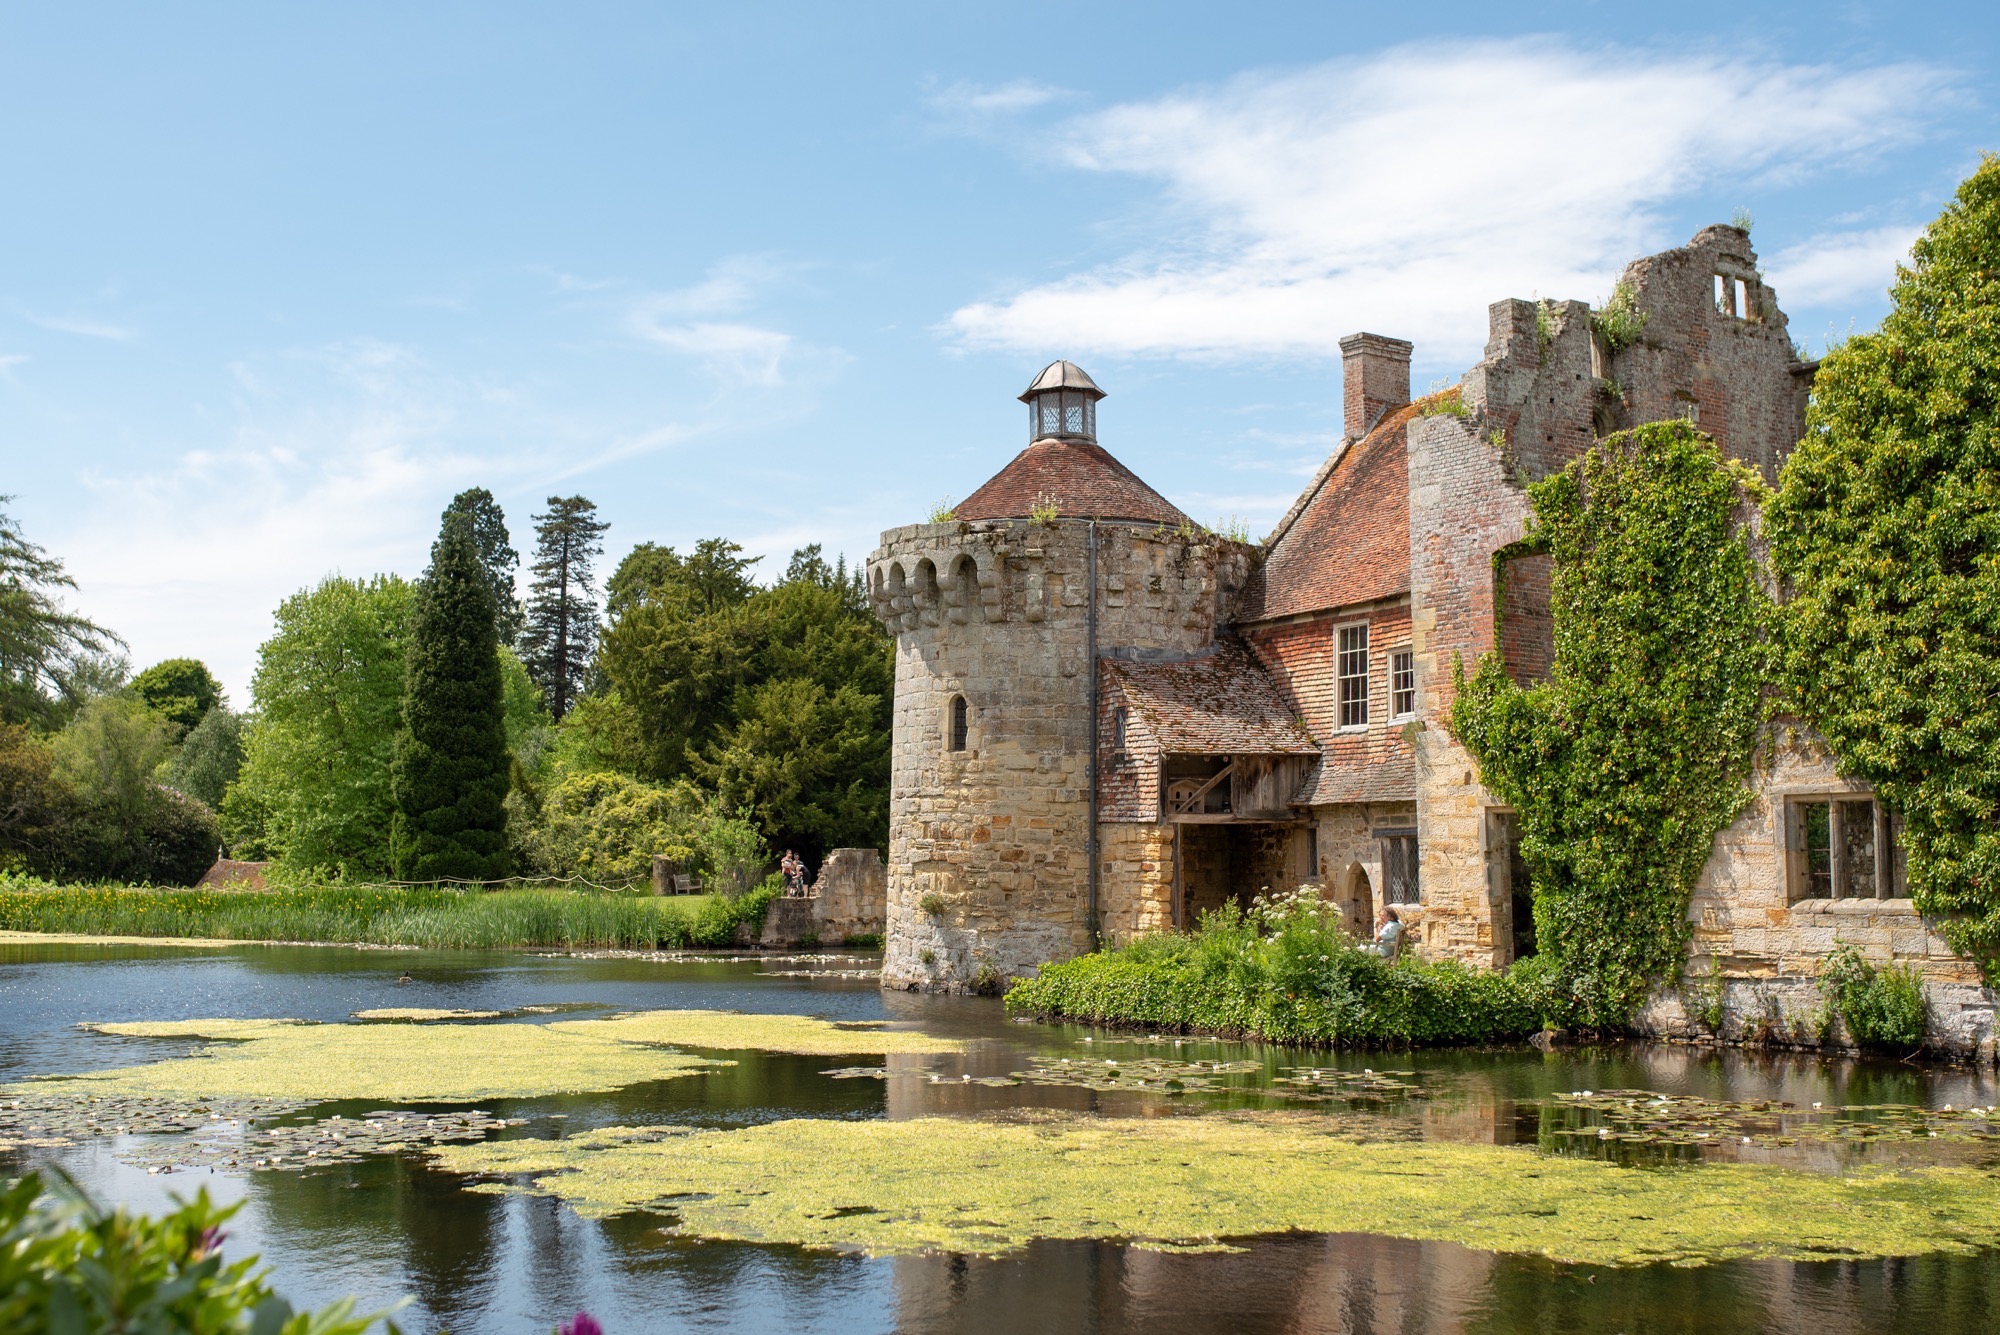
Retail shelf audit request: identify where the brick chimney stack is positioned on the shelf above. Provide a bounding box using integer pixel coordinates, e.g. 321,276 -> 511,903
1339,333 -> 1413,441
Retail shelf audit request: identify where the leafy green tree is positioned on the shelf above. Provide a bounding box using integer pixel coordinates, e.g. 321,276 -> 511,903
443,487 -> 523,644
0,498 -> 123,728
1452,422 -> 1770,1026
160,705 -> 245,811
226,575 -> 414,880
0,724 -> 77,873
45,695 -> 219,884
514,769 -> 763,885
519,496 -> 609,719
390,512 -> 511,882
595,541 -> 890,862
130,657 -> 224,736
1766,156 -> 2000,968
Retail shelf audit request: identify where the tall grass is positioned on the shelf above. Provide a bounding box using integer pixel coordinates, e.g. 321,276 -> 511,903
1006,887 -> 1556,1047
0,878 -> 780,950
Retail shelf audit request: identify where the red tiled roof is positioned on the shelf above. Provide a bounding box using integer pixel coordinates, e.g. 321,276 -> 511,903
1235,396 -> 1436,622
1291,753 -> 1416,805
957,437 -> 1192,526
1102,642 -> 1320,755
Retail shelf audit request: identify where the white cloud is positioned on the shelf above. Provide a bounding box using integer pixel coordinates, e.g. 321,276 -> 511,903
946,41 -> 1949,364
25,311 -> 136,341
928,78 -> 1072,116
0,353 -> 26,375
625,257 -> 823,387
1764,224 -> 1919,309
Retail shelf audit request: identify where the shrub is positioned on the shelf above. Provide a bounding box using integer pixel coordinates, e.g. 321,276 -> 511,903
919,892 -> 946,916
1006,887 -> 1556,1046
1820,940 -> 1928,1050
0,1171 -> 394,1333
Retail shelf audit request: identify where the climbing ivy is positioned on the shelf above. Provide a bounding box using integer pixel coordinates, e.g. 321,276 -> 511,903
1452,421 -> 1770,1027
1764,157 -> 2000,971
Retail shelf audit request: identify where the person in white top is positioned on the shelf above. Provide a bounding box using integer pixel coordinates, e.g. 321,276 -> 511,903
1367,907 -> 1404,960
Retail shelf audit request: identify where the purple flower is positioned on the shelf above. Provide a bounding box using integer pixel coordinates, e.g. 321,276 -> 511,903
192,1225 -> 228,1261
557,1313 -> 602,1335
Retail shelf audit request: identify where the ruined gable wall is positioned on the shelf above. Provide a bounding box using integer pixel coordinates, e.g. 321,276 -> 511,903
1605,225 -> 1807,483
1406,228 -> 1816,969
870,518 -> 1251,991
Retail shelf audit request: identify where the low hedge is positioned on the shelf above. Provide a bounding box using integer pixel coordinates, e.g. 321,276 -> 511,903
1005,890 -> 1557,1046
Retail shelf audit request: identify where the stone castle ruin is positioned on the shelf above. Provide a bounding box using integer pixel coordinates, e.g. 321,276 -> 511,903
868,226 -> 1997,1056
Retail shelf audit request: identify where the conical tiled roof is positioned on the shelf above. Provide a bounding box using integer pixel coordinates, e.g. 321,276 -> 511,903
955,437 -> 1192,526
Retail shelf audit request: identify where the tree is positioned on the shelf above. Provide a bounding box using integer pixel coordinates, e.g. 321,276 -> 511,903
518,496 -> 609,719
224,575 -> 414,879
593,541 -> 891,862
46,694 -> 219,885
443,487 -> 523,644
0,724 -> 76,872
1766,156 -> 2000,968
130,658 -> 223,736
159,706 -> 244,810
390,511 -> 511,881
0,498 -> 123,728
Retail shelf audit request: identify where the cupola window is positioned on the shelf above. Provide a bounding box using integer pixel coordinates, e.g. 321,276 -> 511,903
1019,360 -> 1106,444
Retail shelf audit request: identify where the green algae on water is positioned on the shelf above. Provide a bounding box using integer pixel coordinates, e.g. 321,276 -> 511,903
11,1007 -> 957,1108
45,1018 -> 727,1103
543,1009 -> 964,1057
432,1112 -> 2000,1267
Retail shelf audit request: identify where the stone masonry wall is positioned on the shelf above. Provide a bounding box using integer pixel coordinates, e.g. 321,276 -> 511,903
1406,226 -> 1818,969
811,847 -> 887,943
869,518 -> 1251,991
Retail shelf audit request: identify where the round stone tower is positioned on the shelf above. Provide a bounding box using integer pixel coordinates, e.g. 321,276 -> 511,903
868,363 -> 1254,992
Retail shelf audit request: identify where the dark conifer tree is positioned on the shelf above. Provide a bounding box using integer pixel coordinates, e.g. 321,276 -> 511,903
390,510 -> 511,881
518,495 -> 609,719
441,488 -> 523,644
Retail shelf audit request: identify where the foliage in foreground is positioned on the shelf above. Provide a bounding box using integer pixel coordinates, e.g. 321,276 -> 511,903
1820,940 -> 1929,1050
0,879 -> 781,950
0,1171 -> 393,1333
1451,421 -> 1770,1027
1004,889 -> 1555,1045
1766,155 -> 2000,969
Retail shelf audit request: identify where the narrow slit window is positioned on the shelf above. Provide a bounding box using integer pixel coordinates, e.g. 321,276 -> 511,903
1735,278 -> 1751,320
1391,648 -> 1416,718
1111,705 -> 1128,753
1715,273 -> 1731,315
948,695 -> 968,752
1337,624 -> 1370,729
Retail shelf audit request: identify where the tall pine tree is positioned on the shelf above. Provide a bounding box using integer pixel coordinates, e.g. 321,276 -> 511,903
519,495 -> 609,719
442,487 -> 523,644
390,509 -> 511,881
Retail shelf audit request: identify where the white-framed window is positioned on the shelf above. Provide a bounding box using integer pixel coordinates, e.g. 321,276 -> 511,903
1337,623 -> 1370,729
1390,648 -> 1416,719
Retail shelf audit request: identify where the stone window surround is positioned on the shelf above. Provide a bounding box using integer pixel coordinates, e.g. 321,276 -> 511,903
1335,619 -> 1371,731
1389,646 -> 1416,721
1776,783 -> 1906,907
945,694 -> 970,754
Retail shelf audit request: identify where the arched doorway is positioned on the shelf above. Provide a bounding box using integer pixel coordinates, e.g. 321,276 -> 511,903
1336,862 -> 1372,940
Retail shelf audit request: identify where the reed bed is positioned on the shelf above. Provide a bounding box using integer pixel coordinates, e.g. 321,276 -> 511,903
0,880 -> 779,950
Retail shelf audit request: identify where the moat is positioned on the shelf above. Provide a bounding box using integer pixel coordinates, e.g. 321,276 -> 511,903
4,937 -> 1997,1335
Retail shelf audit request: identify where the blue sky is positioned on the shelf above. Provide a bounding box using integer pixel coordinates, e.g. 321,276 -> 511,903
3,2 -> 1994,702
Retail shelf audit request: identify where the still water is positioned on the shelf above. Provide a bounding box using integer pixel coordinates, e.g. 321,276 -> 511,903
2,939 -> 1997,1335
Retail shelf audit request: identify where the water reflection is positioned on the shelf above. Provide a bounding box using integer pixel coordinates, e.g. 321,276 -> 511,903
3,941 -> 1997,1334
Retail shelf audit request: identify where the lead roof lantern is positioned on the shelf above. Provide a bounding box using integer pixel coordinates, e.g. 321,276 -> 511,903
1020,360 -> 1105,444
